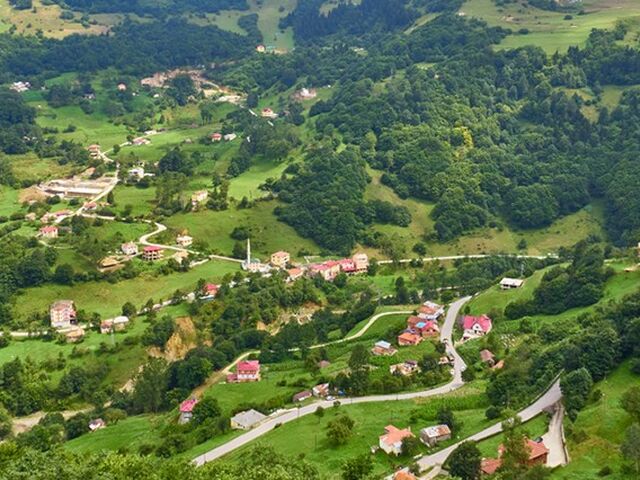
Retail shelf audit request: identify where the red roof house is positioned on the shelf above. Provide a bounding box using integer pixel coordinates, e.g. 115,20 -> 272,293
179,398 -> 198,424
228,360 -> 261,383
142,245 -> 163,261
482,438 -> 549,474
462,314 -> 492,338
398,331 -> 422,346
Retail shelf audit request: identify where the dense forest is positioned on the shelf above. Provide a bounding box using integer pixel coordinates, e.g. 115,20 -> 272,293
53,0 -> 249,15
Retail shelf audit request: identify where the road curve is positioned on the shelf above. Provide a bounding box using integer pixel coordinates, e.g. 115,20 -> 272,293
193,296 -> 472,466
415,379 -> 562,474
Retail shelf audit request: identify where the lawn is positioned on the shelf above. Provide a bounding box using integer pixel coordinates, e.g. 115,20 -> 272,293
550,361 -> 638,479
0,0 -> 112,38
112,185 -> 157,217
461,0 -> 640,53
0,185 -> 21,217
164,200 -> 320,260
12,259 -> 241,320
217,383 -> 490,479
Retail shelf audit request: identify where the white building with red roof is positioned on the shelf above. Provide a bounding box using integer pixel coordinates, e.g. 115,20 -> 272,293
462,314 -> 493,340
418,301 -> 444,321
50,300 -> 76,329
39,225 -> 59,239
379,425 -> 414,455
227,360 -> 261,383
270,251 -> 290,269
179,398 -> 198,424
142,245 -> 163,261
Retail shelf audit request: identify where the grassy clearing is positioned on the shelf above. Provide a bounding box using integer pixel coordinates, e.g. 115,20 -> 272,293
164,200 -> 320,260
112,185 -> 157,217
0,0 -> 112,38
550,361 -> 637,479
461,0 -> 640,53
7,152 -> 76,183
0,185 -> 21,217
12,259 -> 241,320
218,383 -> 489,479
364,169 -> 606,257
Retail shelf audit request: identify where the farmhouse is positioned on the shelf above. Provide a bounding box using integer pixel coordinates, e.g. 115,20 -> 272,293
10,81 -> 31,93
227,360 -> 261,383
224,133 -> 237,141
398,331 -> 422,346
210,132 -> 223,142
500,277 -> 525,290
293,390 -> 313,402
88,418 -> 106,432
462,314 -> 492,340
132,137 -> 150,146
142,245 -> 163,261
128,167 -> 145,180
389,360 -> 420,376
176,235 -> 193,247
117,83 -> 127,91
480,349 -> 496,366
179,398 -> 198,424
191,190 -> 208,206
261,108 -> 278,119
231,409 -> 267,430
270,251 -> 290,268
414,320 -> 440,337
379,425 -> 414,456
201,283 -> 219,299
372,340 -> 397,356
312,383 -> 330,398
287,267 -> 304,282
87,144 -> 101,158
50,300 -> 77,329
420,424 -> 451,447
418,301 -> 444,321
39,225 -> 59,239
100,316 -> 129,334
481,438 -> 549,475
121,242 -> 139,256
255,44 -> 266,53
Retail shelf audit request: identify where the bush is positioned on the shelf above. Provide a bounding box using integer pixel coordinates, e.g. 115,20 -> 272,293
485,406 -> 502,420
598,466 -> 612,476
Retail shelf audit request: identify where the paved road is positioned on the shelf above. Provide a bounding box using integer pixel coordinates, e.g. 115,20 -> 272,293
542,404 -> 568,468
415,379 -> 562,474
193,296 -> 471,466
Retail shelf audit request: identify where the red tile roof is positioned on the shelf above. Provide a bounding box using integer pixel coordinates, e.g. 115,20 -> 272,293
143,245 -> 163,252
463,314 -> 492,332
380,425 -> 414,445
237,360 -> 260,373
179,398 -> 198,413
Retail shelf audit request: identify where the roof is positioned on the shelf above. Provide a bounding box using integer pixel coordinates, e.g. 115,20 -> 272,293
525,438 -> 550,460
419,302 -> 443,315
40,226 -> 58,233
293,390 -> 312,401
51,300 -> 74,310
180,398 -> 198,413
375,340 -> 392,350
143,245 -> 163,252
288,267 -> 303,277
398,332 -> 420,343
480,349 -> 495,362
393,471 -> 417,480
237,360 -> 260,372
501,277 -> 524,287
421,424 -> 451,438
380,425 -> 413,445
481,457 -> 502,475
272,251 -> 289,258
204,283 -> 219,294
462,315 -> 492,332
231,409 -> 267,428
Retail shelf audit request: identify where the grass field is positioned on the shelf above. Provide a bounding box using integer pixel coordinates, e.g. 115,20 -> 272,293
199,0 -> 296,51
12,259 -> 241,320
461,0 -> 640,53
0,185 -> 21,217
164,200 -> 320,260
550,361 -> 638,479
217,383 -> 490,479
0,0 -> 112,38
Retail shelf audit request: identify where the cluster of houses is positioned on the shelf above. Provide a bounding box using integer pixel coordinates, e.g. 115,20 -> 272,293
377,422 -> 452,456
100,316 -> 130,334
292,382 -> 331,403
209,132 -> 237,142
370,301 -> 444,356
226,360 -> 261,383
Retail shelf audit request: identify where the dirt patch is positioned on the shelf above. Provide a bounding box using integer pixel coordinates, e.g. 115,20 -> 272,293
19,186 -> 47,203
148,316 -> 198,362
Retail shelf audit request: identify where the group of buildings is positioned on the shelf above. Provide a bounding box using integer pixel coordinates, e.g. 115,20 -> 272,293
209,132 -> 237,142
378,423 -> 452,456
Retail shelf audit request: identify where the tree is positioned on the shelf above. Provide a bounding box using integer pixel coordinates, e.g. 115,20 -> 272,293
622,386 -> 640,421
437,407 -> 460,434
341,454 -> 373,480
348,344 -> 370,372
621,423 -> 640,474
326,415 -> 355,446
448,441 -> 481,480
130,358 -> 169,414
499,430 -> 530,476
192,397 -> 221,425
401,435 -> 422,456
561,368 -> 593,420
122,301 -> 137,318
52,264 -> 74,285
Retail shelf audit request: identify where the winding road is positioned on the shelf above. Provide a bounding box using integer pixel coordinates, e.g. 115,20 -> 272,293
193,296 -> 471,466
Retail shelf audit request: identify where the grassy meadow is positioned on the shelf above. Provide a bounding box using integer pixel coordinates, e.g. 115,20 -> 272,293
461,0 -> 640,53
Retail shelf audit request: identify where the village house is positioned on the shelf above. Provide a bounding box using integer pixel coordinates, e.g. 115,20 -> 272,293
393,470 -> 417,480
415,320 -> 440,338
293,390 -> 312,402
210,132 -> 223,142
255,44 -> 266,53
176,235 -> 193,247
379,425 -> 414,456
500,277 -> 525,290
132,137 -> 151,146
439,354 -> 454,366
88,418 -> 106,432
121,242 -> 139,256
298,87 -> 317,99
270,251 -> 290,269
201,283 -> 219,299
420,424 -> 452,447
338,258 -> 356,273
99,256 -> 120,271
287,267 -> 304,282
481,438 -> 549,475
462,314 -> 493,340
231,409 -> 267,430
480,349 -> 496,367
179,398 -> 198,424
100,316 -> 129,334
372,340 -> 397,357
261,108 -> 278,119
224,133 -> 237,141
39,225 -> 59,239
117,83 -> 127,91
87,144 -> 101,159
398,331 -> 422,347
10,81 -> 31,93
50,300 -> 77,329
352,253 -> 369,272
227,360 -> 261,383
128,167 -> 145,180
65,327 -> 85,343
191,190 -> 208,206
312,383 -> 330,398
142,245 -> 163,261
83,201 -> 98,211
389,360 -> 420,376
25,212 -> 37,222
418,301 -> 445,321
